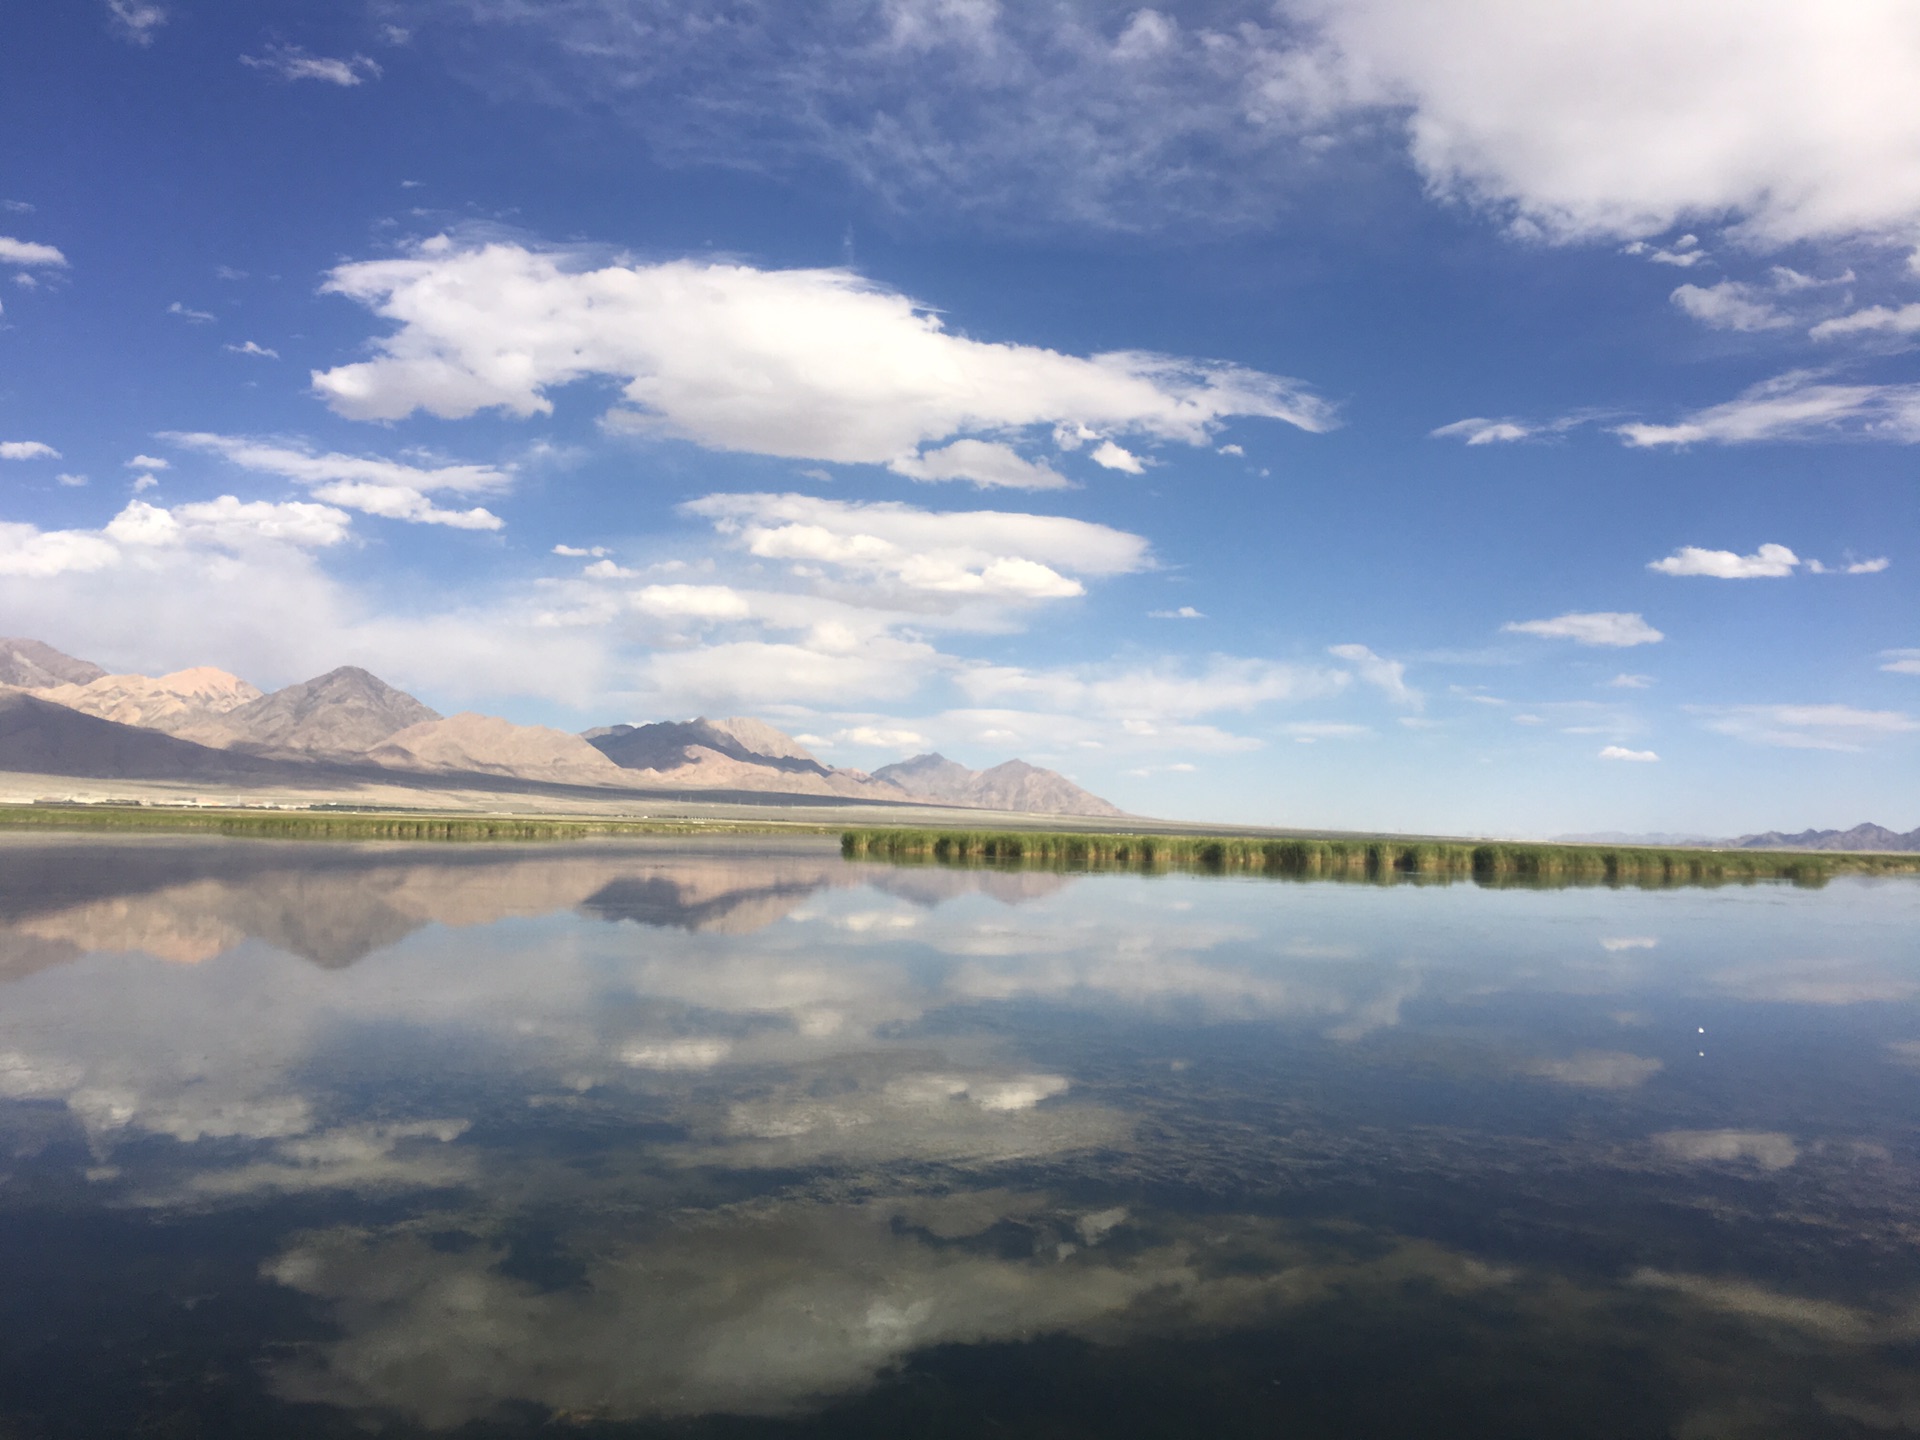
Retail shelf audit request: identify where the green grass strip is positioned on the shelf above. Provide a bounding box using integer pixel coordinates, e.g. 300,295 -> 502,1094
0,804 -> 821,844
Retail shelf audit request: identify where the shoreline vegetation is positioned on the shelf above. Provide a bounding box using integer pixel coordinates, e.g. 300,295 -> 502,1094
0,804 -> 816,842
1,804 -> 1914,888
841,829 -> 1920,887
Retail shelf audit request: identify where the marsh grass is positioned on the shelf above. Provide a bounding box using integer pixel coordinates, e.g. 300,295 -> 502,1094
0,805 -> 809,843
841,829 -> 1919,888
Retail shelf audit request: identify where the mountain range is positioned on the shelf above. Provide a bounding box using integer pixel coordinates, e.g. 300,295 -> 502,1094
0,637 -> 1122,817
1732,823 -> 1920,852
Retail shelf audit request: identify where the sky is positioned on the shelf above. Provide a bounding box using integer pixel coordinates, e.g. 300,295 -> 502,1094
1,0 -> 1917,836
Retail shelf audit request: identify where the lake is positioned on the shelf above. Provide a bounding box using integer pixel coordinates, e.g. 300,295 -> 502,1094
1,832 -> 1917,1438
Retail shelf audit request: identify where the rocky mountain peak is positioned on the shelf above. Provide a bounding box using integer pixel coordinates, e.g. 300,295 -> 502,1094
0,638 -> 108,690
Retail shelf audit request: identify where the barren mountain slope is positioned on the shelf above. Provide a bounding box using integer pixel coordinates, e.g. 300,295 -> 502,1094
0,638 -> 107,690
372,713 -> 631,786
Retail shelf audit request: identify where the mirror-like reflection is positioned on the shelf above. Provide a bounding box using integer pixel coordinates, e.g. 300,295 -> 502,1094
1,832 -> 1918,1437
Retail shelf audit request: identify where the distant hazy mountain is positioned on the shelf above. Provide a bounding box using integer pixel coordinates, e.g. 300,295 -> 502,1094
1734,823 -> 1920,852
874,752 -> 1126,818
0,639 -> 1124,815
586,717 -> 910,800
0,638 -> 107,690
372,713 -> 629,786
0,690 -> 303,782
209,666 -> 442,756
36,667 -> 263,734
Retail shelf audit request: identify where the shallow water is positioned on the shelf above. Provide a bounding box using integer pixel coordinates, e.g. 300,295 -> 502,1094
1,832 -> 1917,1438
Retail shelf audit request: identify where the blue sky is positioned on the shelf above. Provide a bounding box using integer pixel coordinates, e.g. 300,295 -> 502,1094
2,0 -> 1917,835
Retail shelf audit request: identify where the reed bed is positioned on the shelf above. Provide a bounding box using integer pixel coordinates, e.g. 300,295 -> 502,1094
841,829 -> 1920,887
0,805 -> 794,843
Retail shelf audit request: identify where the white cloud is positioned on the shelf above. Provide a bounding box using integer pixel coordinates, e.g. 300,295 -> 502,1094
124,454 -> 169,470
167,301 -> 215,323
1598,745 -> 1658,762
553,544 -> 608,558
56,473 -> 87,488
681,492 -> 1147,602
163,432 -> 508,530
1088,439 -> 1144,473
1810,303 -> 1920,342
225,340 -> 280,359
1149,606 -> 1205,619
1607,674 -> 1653,689
1648,543 -> 1798,578
1881,649 -> 1920,676
1504,612 -> 1664,647
0,496 -> 352,581
1431,417 -> 1532,445
887,439 -> 1069,490
1622,236 -> 1706,267
632,584 -> 753,621
956,655 -> 1347,720
1616,371 -> 1920,447
240,45 -> 382,86
1806,556 -> 1890,575
835,726 -> 927,749
0,237 -> 67,268
313,240 -> 1334,475
1697,703 -> 1920,751
1327,643 -> 1420,708
0,441 -> 59,461
131,474 -> 158,493
1669,282 -> 1789,332
104,0 -> 167,45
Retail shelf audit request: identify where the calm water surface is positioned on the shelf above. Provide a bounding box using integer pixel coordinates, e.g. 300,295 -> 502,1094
1,833 -> 1918,1438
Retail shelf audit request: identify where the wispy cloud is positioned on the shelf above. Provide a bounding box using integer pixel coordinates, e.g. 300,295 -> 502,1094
1599,745 -> 1658,762
162,432 -> 509,530
1881,650 -> 1920,677
1696,703 -> 1920,751
1149,606 -> 1205,620
1810,303 -> 1920,342
105,0 -> 167,46
167,301 -> 216,323
1616,371 -> 1920,447
240,45 -> 382,87
1504,612 -> 1664,647
224,340 -> 280,359
1669,280 -> 1791,332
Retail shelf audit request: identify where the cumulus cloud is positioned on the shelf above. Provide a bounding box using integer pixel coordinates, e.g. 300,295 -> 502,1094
1598,746 -> 1658,762
0,496 -> 351,580
1696,703 -> 1920,751
552,544 -> 608,558
241,45 -> 382,86
225,340 -> 280,359
1649,543 -> 1799,578
312,240 -> 1333,478
680,492 -> 1147,602
163,432 -> 507,530
125,454 -> 169,470
0,441 -> 59,461
1504,612 -> 1664,647
104,0 -> 167,45
631,584 -> 753,621
1616,371 -> 1920,447
1805,556 -> 1890,575
1669,281 -> 1790,332
0,237 -> 67,268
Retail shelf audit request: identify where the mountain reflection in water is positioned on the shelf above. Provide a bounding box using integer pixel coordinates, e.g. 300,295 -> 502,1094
0,833 -> 1918,1437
